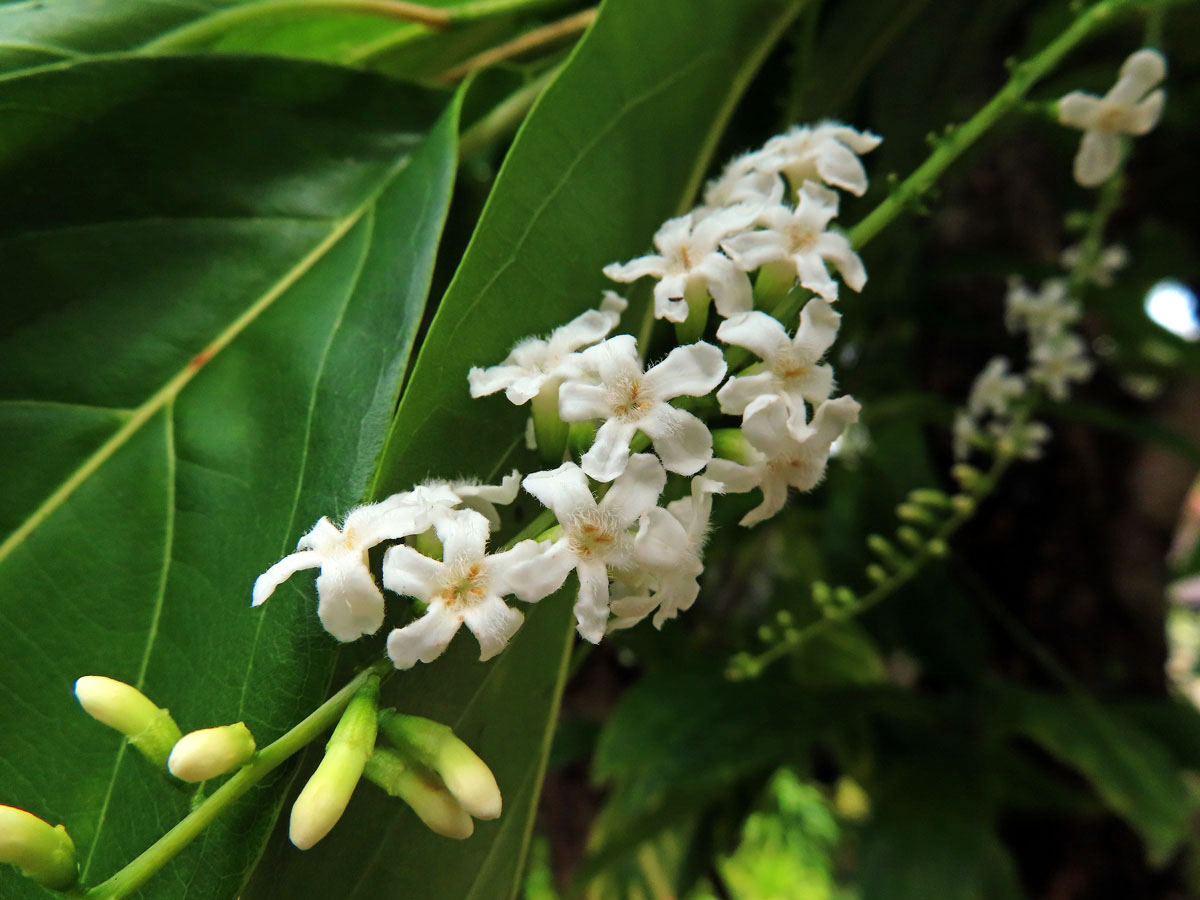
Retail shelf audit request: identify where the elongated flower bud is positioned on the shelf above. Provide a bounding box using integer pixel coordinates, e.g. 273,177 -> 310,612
362,748 -> 473,840
74,676 -> 182,769
289,675 -> 379,850
0,806 -> 77,889
168,723 -> 256,782
377,711 -> 501,820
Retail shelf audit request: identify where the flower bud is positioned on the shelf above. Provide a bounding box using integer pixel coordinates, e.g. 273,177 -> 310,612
712,428 -> 753,464
289,675 -> 379,850
378,711 -> 501,820
362,748 -> 473,840
0,806 -> 77,889
74,676 -> 182,768
168,723 -> 256,782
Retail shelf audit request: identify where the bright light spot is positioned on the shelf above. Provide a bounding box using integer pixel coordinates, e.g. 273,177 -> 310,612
1145,280 -> 1200,341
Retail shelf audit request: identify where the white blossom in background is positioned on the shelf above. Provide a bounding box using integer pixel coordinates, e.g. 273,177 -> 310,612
1029,332 -> 1095,402
251,488 -> 457,642
603,205 -> 765,323
1058,48 -> 1166,187
721,181 -> 866,302
966,357 -> 1027,418
754,121 -> 882,196
1060,242 -> 1129,287
706,394 -> 860,527
953,411 -> 984,460
1004,277 -> 1080,340
382,509 -> 567,668
522,455 -> 680,642
990,419 -> 1052,461
608,476 -> 720,631
559,335 -> 727,482
467,295 -> 625,405
427,471 -> 522,530
716,299 -> 841,435
702,156 -> 785,210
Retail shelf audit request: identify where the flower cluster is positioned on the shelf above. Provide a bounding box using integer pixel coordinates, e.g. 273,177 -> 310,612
254,122 -> 879,666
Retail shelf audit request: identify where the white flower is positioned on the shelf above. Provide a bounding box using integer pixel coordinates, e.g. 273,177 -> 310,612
721,181 -> 866,302
705,394 -> 860,527
715,299 -> 840,435
522,455 -> 681,642
467,296 -> 624,405
1058,48 -> 1166,187
1004,277 -> 1080,340
1060,243 -> 1128,287
382,510 -> 567,668
754,121 -> 882,196
421,471 -> 521,530
967,357 -> 1026,418
1029,333 -> 1094,402
608,476 -> 720,631
953,410 -> 983,460
990,418 -> 1051,460
603,206 -> 760,322
559,335 -> 727,482
702,154 -> 786,210
252,492 -> 456,642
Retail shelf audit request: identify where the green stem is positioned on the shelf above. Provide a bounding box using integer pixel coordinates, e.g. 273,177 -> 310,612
85,659 -> 392,900
845,0 -> 1172,251
1068,172 -> 1124,297
459,64 -> 562,160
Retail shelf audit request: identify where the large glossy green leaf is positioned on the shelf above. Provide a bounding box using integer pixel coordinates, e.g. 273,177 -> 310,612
0,56 -> 458,898
246,1 -> 804,898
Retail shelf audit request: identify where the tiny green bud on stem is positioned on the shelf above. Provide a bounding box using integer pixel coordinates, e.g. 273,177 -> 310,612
377,712 -> 501,820
834,586 -> 858,608
0,806 -> 77,890
363,749 -> 473,840
712,428 -> 753,464
811,580 -> 832,607
866,564 -> 889,585
168,723 -> 256,783
867,534 -> 904,569
896,503 -> 936,526
951,464 -> 982,490
951,494 -> 976,515
908,488 -> 950,508
897,526 -> 924,550
289,675 -> 380,850
74,676 -> 182,769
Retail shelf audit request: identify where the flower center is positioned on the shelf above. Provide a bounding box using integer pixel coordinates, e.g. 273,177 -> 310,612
771,349 -> 811,381
1095,100 -> 1128,133
785,224 -> 818,252
607,376 -> 655,422
435,559 -> 488,608
566,508 -> 628,563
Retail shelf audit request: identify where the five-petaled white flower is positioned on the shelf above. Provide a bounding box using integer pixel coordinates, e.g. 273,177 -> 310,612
721,181 -> 866,302
559,335 -> 727,482
1029,333 -> 1094,402
522,455 -> 676,642
715,299 -> 841,436
966,357 -> 1027,419
706,394 -> 860,527
251,487 -> 458,642
1058,48 -> 1166,187
603,206 -> 760,323
382,509 -> 567,668
753,121 -> 882,196
1004,277 -> 1080,341
702,155 -> 785,210
468,294 -> 625,406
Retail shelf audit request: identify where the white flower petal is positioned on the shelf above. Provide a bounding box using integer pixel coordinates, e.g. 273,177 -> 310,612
716,311 -> 792,361
1074,129 -> 1123,187
642,342 -> 726,399
815,232 -> 866,292
1127,89 -> 1165,135
252,550 -> 322,607
1108,48 -> 1166,105
574,560 -> 611,643
704,458 -> 765,495
633,507 -> 692,572
468,364 -> 525,399
381,544 -> 444,602
639,405 -> 713,476
814,141 -> 870,195
522,463 -> 594,522
489,539 -> 574,603
580,419 -> 639,482
742,393 -> 795,458
1057,92 -> 1102,129
652,278 -> 691,323
315,554 -> 386,642
721,230 -> 789,271
603,255 -> 665,283
793,249 -> 839,301
739,475 -> 790,527
558,381 -> 609,422
697,257 -> 753,319
794,298 -> 841,359
463,595 -> 524,661
435,509 -> 490,563
387,606 -> 463,669
599,453 -> 667,523
716,371 -> 778,417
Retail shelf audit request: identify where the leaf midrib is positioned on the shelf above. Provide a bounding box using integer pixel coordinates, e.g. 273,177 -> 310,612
0,154 -> 414,568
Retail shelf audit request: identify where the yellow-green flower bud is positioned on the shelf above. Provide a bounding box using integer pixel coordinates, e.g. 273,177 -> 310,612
362,748 -> 473,840
289,676 -> 379,850
378,712 -> 502,821
0,806 -> 77,890
74,676 -> 182,769
167,723 -> 256,783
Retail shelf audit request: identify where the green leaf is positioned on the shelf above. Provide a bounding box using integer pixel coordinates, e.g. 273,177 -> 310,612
0,56 -> 458,898
1000,688 -> 1194,864
246,1 -> 806,898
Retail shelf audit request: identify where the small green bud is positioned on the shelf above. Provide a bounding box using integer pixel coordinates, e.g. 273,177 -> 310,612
896,503 -> 936,526
363,749 -> 473,840
866,564 -> 889,585
0,806 -> 77,890
775,610 -> 793,627
908,488 -> 950,508
811,581 -> 833,607
377,712 -> 502,821
567,421 -> 597,458
834,586 -> 858,608
866,534 -> 903,568
951,464 -> 982,490
757,624 -> 775,643
74,676 -> 182,769
927,539 -> 948,558
897,526 -> 924,550
168,723 -> 256,783
289,676 -> 379,850
712,428 -> 753,464
951,494 -> 975,515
